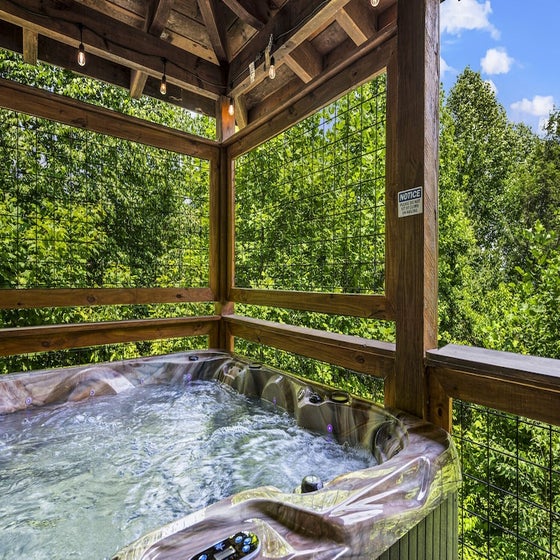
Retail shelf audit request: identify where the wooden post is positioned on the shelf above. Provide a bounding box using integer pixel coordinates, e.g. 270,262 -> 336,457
384,0 -> 443,424
210,96 -> 237,350
209,143 -> 235,351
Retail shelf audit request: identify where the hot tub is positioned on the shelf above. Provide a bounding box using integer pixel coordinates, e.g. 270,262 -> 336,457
0,351 -> 460,559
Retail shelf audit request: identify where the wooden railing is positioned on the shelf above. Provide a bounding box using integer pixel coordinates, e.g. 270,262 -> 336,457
0,288 -> 214,309
3,300 -> 558,431
230,289 -> 393,319
224,314 -> 395,378
427,343 -> 560,428
0,316 -> 220,357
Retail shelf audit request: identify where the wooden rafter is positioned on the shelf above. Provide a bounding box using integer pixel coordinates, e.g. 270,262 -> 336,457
336,0 -> 378,45
227,0 -> 352,98
129,0 -> 174,99
22,27 -> 37,64
129,70 -> 149,99
238,5 -> 397,135
148,0 -> 174,36
284,41 -> 322,83
222,0 -> 268,31
197,0 -> 228,63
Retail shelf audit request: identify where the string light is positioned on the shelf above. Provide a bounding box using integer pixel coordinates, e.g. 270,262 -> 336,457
268,56 -> 276,80
160,58 -> 167,95
228,98 -> 235,116
370,0 -> 380,6
77,24 -> 86,67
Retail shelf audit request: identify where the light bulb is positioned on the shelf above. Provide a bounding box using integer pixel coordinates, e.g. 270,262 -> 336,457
77,43 -> 86,67
160,58 -> 167,95
228,98 -> 234,116
269,56 -> 276,80
370,0 -> 380,6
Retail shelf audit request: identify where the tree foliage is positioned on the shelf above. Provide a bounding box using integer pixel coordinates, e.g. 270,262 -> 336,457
439,69 -> 560,359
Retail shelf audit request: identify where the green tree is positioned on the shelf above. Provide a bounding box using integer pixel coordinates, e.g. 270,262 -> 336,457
445,68 -> 530,257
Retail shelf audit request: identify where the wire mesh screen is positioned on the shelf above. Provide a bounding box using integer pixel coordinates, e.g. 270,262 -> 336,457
453,400 -> 560,560
234,340 -> 385,405
235,74 -> 386,294
0,110 -> 209,289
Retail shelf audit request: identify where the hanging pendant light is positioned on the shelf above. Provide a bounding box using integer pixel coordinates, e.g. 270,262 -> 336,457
160,58 -> 167,96
77,24 -> 86,67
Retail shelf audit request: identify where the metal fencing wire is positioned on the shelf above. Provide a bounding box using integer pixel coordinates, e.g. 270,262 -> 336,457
235,74 -> 387,294
453,400 -> 560,560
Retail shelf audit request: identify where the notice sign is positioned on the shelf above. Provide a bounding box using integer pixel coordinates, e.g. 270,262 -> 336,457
398,186 -> 423,218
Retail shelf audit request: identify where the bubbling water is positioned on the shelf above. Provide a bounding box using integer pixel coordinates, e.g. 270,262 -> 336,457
0,380 -> 375,559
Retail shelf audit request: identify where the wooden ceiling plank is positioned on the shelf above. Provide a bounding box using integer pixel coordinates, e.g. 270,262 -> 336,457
161,8 -> 218,64
228,0 -> 352,98
74,0 -> 146,28
197,0 -> 228,63
283,40 -> 322,83
225,17 -> 257,61
222,0 -> 267,31
336,0 -> 378,45
0,0 -> 224,98
22,27 -> 38,65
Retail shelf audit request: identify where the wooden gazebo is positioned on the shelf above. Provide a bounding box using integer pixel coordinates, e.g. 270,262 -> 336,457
0,0 -> 558,436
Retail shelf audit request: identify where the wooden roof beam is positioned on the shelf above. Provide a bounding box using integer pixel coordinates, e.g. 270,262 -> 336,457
228,0 -> 352,98
22,27 -> 38,65
284,41 -> 323,83
147,0 -> 174,37
197,0 -> 228,63
233,93 -> 248,128
130,70 -> 149,99
222,0 -> 268,31
336,0 -> 378,45
0,0 -> 225,99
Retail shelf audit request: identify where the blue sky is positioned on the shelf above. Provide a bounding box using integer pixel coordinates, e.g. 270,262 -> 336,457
440,0 -> 559,133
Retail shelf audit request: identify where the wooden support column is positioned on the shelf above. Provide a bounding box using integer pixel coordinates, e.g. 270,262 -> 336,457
210,96 -> 235,350
211,96 -> 236,349
209,144 -> 235,351
384,0 -> 441,423
209,142 -> 234,352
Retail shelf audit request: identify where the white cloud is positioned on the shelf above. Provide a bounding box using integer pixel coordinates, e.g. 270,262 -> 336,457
480,48 -> 514,75
440,57 -> 456,78
441,0 -> 500,39
510,95 -> 555,117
